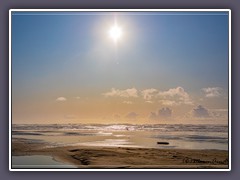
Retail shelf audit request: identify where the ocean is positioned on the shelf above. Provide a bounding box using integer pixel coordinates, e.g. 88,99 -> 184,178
12,123 -> 228,150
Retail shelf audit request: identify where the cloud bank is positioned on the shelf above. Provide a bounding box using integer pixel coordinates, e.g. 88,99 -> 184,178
139,87 -> 193,105
103,86 -> 193,106
149,107 -> 172,120
193,105 -> 210,118
157,87 -> 193,105
141,88 -> 158,100
103,88 -> 138,98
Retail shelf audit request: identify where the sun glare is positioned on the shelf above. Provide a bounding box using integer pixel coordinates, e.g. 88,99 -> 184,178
109,25 -> 122,42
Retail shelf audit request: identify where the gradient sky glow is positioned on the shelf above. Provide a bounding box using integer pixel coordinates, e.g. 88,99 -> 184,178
11,11 -> 229,124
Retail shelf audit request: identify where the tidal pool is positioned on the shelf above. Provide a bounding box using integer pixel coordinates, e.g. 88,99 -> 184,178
12,155 -> 76,169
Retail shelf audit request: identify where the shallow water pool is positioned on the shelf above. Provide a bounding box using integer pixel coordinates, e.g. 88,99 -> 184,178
12,155 -> 76,169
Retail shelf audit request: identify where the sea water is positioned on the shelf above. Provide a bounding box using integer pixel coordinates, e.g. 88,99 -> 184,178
12,123 -> 228,150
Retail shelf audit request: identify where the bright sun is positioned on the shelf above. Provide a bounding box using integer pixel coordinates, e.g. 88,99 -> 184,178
109,24 -> 122,42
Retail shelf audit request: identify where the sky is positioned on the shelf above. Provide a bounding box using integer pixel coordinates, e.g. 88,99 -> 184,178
11,11 -> 229,124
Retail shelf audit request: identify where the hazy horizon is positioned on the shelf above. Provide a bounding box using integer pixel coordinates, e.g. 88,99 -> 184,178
11,11 -> 229,125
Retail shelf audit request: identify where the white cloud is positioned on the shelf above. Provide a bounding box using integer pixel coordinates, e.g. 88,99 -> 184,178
158,86 -> 187,98
158,87 -> 193,105
103,88 -> 138,98
56,97 -> 67,101
159,100 -> 178,106
103,87 -> 193,106
141,88 -> 158,100
202,87 -> 222,97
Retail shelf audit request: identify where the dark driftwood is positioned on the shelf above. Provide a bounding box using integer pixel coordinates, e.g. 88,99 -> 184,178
157,142 -> 169,145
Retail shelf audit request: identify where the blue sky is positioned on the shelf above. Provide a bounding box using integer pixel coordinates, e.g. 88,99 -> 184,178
11,11 -> 229,124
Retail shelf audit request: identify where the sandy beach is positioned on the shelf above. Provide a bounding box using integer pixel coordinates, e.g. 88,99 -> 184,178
12,138 -> 228,169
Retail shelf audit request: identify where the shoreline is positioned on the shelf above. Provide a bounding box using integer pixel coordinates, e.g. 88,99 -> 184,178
12,140 -> 229,169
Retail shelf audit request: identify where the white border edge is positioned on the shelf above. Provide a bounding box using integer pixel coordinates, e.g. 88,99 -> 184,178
228,9 -> 231,172
9,9 -> 231,12
9,9 -> 231,172
9,9 -> 12,172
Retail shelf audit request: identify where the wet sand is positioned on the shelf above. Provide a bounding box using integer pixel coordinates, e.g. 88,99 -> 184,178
12,139 -> 229,169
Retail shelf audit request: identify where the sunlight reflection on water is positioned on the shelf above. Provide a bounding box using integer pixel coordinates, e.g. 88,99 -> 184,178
12,124 -> 228,150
